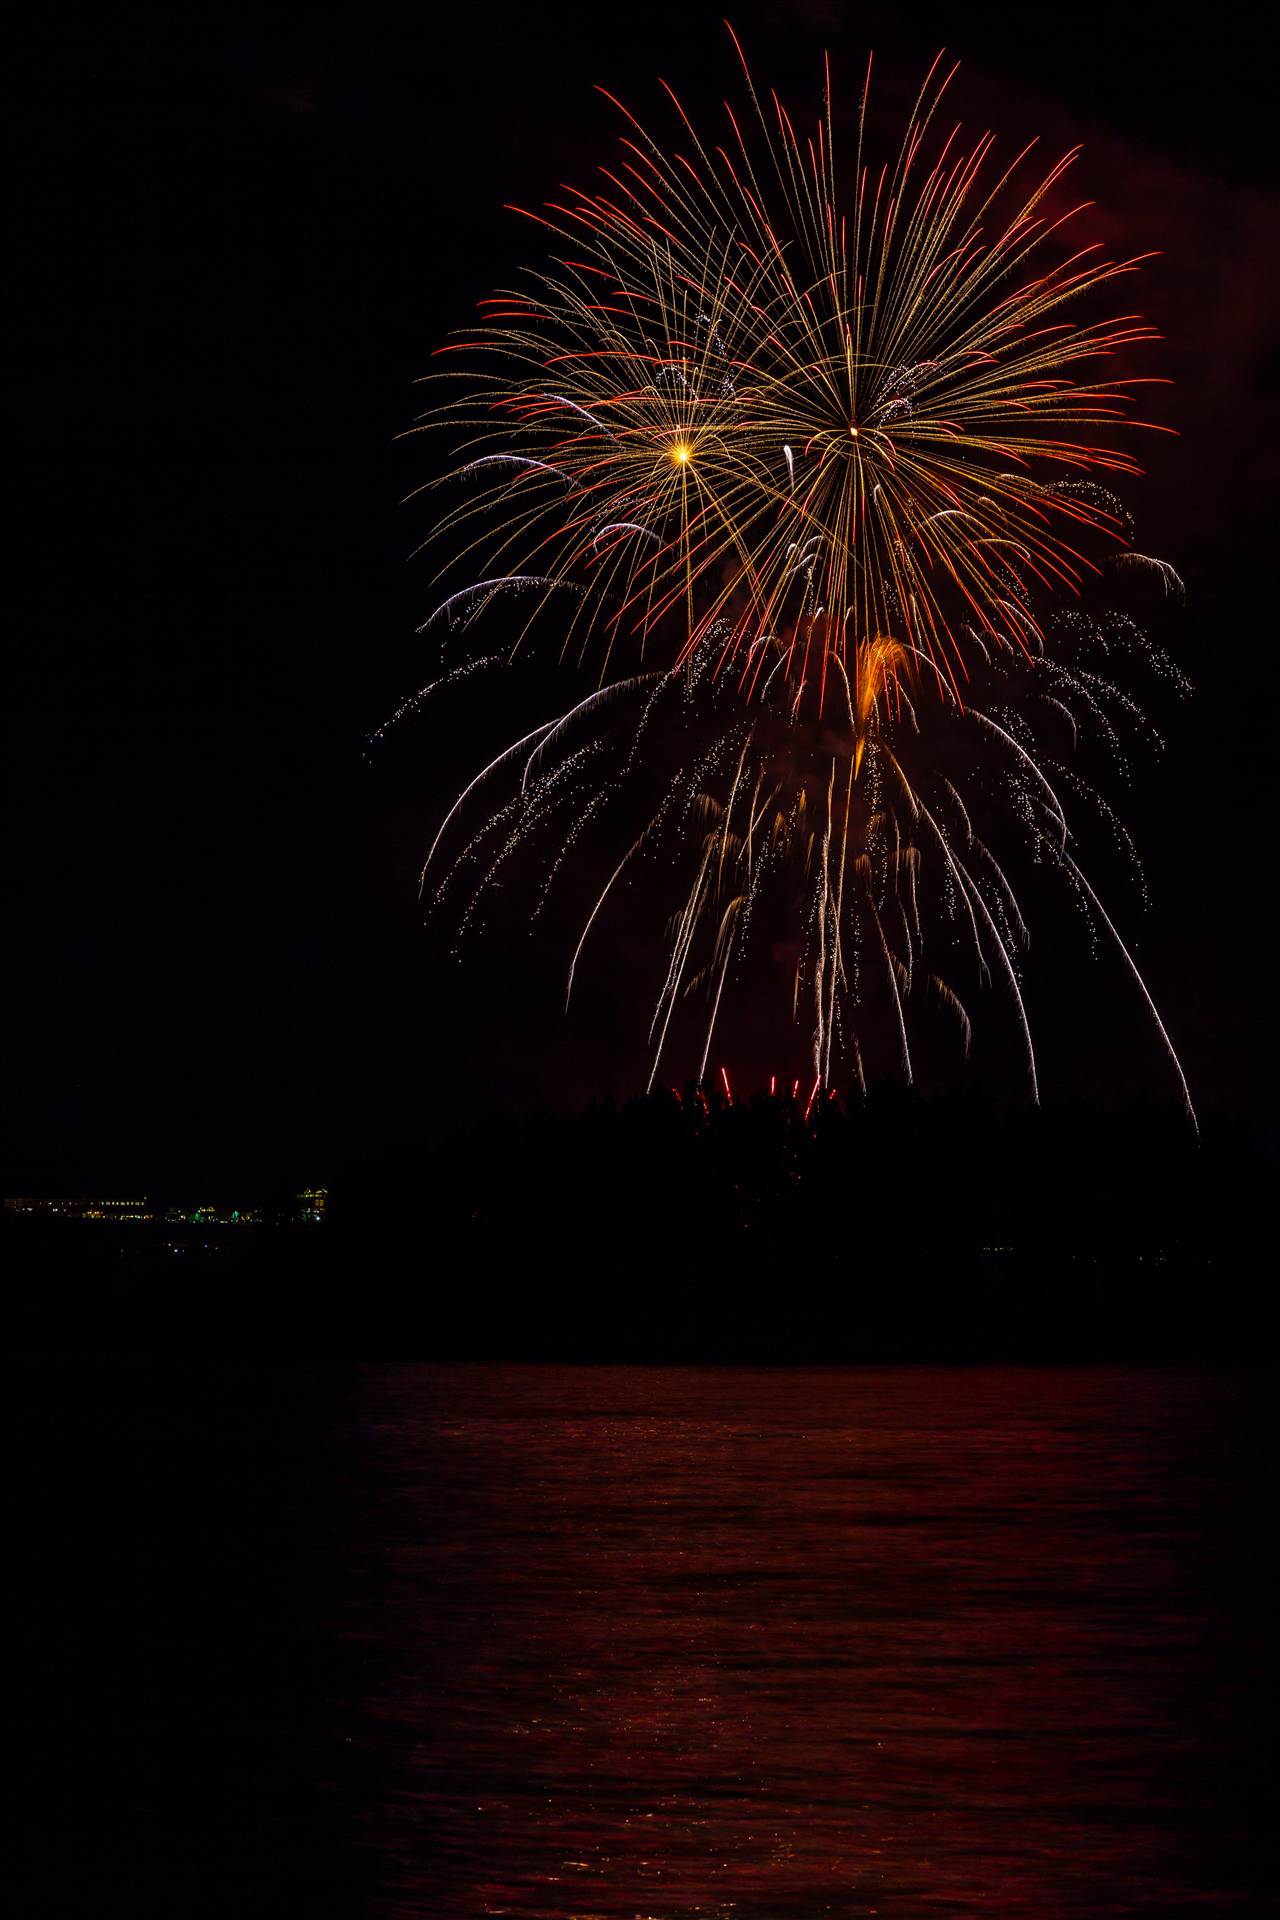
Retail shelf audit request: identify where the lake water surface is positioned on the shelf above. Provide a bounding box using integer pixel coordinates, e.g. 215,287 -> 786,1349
19,1362 -> 1268,1917
326,1366 -> 1267,1917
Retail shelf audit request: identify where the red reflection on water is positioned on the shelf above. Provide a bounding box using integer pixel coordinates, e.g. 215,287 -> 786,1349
337,1367 -> 1264,1918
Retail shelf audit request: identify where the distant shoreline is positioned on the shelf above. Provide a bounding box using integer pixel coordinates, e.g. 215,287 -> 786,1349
7,1213 -> 1270,1363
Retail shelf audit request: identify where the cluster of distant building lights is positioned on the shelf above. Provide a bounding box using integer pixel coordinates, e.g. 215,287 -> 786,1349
4,1189 -> 327,1226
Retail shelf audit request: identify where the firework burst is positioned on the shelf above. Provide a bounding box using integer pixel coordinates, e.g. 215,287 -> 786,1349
396,36 -> 1195,1124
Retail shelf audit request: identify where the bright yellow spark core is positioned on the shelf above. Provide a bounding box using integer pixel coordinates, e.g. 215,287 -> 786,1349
849,425 -> 859,438
671,442 -> 692,465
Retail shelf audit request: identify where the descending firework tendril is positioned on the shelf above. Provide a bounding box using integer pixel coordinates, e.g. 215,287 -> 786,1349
398,34 -> 1196,1126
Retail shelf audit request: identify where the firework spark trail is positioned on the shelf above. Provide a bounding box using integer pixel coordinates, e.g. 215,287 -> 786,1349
521,672 -> 661,790
397,37 -> 1195,1115
419,717 -> 563,889
367,654 -> 501,746
1061,853 -> 1198,1131
415,576 -> 583,638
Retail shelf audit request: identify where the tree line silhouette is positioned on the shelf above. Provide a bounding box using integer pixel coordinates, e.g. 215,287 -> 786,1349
10,1087 -> 1271,1357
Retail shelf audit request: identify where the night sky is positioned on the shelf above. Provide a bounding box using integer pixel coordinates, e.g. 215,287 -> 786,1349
8,2 -> 1278,1193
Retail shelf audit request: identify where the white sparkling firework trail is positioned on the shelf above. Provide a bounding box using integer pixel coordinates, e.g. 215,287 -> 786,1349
1061,852 -> 1197,1132
592,522 -> 661,549
521,673 -> 660,791
456,454 -> 578,486
419,716 -> 563,890
417,576 -> 583,635
367,655 -> 500,745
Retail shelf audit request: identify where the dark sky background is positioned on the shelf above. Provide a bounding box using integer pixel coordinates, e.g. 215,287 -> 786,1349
7,2 -> 1278,1191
